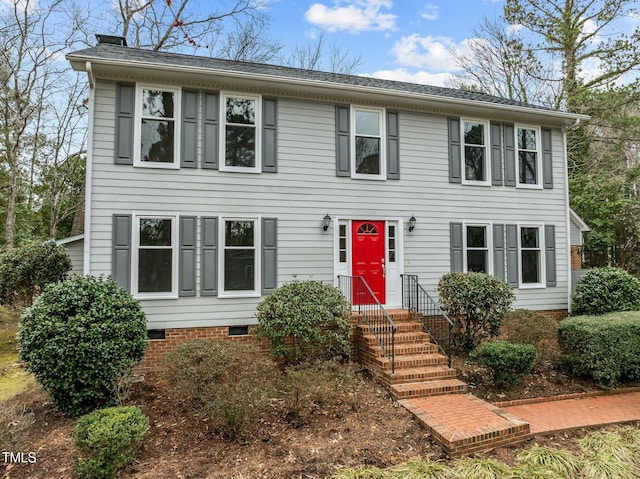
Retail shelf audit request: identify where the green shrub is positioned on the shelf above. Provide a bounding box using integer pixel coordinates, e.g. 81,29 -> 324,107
558,312 -> 640,388
500,309 -> 558,361
162,339 -> 277,440
572,267 -> 640,316
0,241 -> 71,306
437,272 -> 514,351
18,276 -> 147,416
74,406 -> 149,479
255,280 -> 351,364
470,341 -> 536,387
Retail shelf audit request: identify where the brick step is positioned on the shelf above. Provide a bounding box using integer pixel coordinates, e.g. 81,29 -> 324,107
358,322 -> 422,334
387,365 -> 458,385
367,342 -> 440,357
378,353 -> 448,371
391,379 -> 467,399
360,330 -> 431,346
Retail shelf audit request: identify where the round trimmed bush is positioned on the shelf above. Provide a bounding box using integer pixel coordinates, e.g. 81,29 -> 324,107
18,276 -> 147,416
74,406 -> 149,479
255,280 -> 351,364
470,341 -> 536,387
572,267 -> 640,315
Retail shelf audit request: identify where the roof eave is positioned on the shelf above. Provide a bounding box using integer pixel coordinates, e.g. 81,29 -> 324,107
68,53 -> 590,125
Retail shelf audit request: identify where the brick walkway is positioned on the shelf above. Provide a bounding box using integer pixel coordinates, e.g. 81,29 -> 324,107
499,390 -> 640,434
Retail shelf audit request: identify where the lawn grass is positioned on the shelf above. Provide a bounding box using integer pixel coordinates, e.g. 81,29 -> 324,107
0,306 -> 36,402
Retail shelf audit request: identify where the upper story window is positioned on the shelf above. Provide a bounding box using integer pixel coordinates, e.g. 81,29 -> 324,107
465,224 -> 490,273
462,120 -> 489,185
516,126 -> 541,187
519,224 -> 545,287
134,85 -> 181,168
221,93 -> 261,173
352,107 -> 385,179
133,215 -> 178,298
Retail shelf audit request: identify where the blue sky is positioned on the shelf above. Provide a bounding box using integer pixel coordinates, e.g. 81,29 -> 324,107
267,0 -> 506,86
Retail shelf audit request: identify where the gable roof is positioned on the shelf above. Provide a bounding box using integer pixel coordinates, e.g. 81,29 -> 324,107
570,209 -> 591,232
67,43 -> 589,124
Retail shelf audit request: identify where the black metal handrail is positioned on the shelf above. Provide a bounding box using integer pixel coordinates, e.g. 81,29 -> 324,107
401,274 -> 453,367
337,275 -> 397,374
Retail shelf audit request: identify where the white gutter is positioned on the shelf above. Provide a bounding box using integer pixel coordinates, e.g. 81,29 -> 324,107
82,62 -> 94,275
67,54 -> 590,124
562,128 -> 572,313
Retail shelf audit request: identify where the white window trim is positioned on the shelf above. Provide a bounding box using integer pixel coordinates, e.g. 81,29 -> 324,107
131,213 -> 179,300
350,106 -> 386,180
518,223 -> 546,289
218,217 -> 261,298
461,118 -> 491,187
462,222 -> 493,275
219,92 -> 262,174
515,124 -> 543,189
133,84 -> 181,169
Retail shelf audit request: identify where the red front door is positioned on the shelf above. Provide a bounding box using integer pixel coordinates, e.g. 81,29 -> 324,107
352,220 -> 386,304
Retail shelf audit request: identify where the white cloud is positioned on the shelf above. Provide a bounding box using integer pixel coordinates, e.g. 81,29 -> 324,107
364,68 -> 452,87
420,4 -> 438,21
392,34 -> 471,71
305,0 -> 397,33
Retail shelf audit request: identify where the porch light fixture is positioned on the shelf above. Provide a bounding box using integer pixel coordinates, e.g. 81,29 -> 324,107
322,213 -> 332,231
409,215 -> 416,232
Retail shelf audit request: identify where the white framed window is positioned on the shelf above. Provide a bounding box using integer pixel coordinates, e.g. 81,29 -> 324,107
351,106 -> 385,179
461,119 -> 490,186
132,214 -> 178,298
219,218 -> 260,296
464,223 -> 492,273
220,93 -> 261,173
518,224 -> 545,288
516,125 -> 542,188
133,85 -> 181,169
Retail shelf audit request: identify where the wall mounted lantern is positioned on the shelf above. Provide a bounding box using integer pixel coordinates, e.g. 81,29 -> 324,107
323,213 -> 332,231
409,215 -> 417,232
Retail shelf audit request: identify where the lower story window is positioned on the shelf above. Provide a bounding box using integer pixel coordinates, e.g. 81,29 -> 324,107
465,224 -> 489,273
135,215 -> 177,297
520,225 -> 542,285
223,219 -> 257,293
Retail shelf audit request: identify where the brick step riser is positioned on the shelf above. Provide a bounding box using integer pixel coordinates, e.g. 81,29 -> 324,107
391,382 -> 467,400
389,369 -> 458,385
360,333 -> 432,346
358,324 -> 424,334
366,344 -> 441,357
377,356 -> 449,371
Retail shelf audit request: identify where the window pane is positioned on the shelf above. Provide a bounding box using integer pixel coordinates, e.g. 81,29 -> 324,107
140,219 -> 172,246
518,128 -> 536,150
464,122 -> 484,146
138,249 -> 173,292
355,110 -> 380,136
142,90 -> 174,118
467,226 -> 486,248
141,119 -> 174,163
226,98 -> 255,125
467,250 -> 488,273
519,151 -> 537,184
521,227 -> 539,248
522,250 -> 540,283
225,126 -> 256,167
225,221 -> 254,247
465,146 -> 485,181
355,137 -> 380,174
224,249 -> 255,290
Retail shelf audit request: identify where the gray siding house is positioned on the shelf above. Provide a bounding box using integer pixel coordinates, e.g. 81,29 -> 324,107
66,37 -> 588,334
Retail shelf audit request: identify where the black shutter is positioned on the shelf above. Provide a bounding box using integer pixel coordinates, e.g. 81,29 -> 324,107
542,128 -> 553,189
202,92 -> 219,169
448,118 -> 462,183
386,110 -> 400,179
262,97 -> 277,172
261,218 -> 277,294
506,224 -> 519,287
545,224 -> 557,286
115,84 -> 135,165
493,224 -> 505,281
112,214 -> 132,292
201,217 -> 218,296
179,216 -> 197,296
181,90 -> 198,168
450,222 -> 463,272
491,123 -> 503,185
336,105 -> 350,177
504,123 -> 516,186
